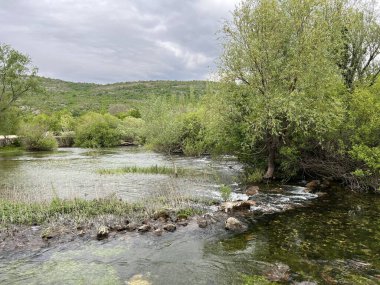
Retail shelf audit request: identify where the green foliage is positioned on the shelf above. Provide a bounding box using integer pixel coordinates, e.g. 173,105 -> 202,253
75,112 -> 121,148
278,146 -> 300,179
118,116 -> 145,144
349,145 -> 380,175
0,107 -> 20,135
125,108 -> 141,118
246,168 -> 264,184
18,120 -> 58,151
0,44 -> 40,112
220,185 -> 232,202
17,77 -> 207,114
143,95 -> 209,155
217,0 -> 345,178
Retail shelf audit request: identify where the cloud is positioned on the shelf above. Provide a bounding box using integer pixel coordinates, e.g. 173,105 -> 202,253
0,0 -> 238,83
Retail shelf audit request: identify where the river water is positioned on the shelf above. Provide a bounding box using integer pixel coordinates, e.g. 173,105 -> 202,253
0,147 -> 379,284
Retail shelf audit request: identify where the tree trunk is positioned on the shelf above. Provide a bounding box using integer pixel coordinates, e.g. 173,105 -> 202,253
263,135 -> 277,179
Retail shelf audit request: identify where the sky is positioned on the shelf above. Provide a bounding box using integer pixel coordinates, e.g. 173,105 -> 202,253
0,0 -> 238,83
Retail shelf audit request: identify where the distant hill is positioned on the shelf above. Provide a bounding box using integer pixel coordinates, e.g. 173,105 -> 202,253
17,77 -> 210,114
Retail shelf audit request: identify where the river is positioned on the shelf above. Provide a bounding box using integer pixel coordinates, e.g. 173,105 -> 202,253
0,147 -> 379,284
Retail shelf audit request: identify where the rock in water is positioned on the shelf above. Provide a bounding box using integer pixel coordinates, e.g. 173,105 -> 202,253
197,218 -> 208,228
245,185 -> 260,196
153,228 -> 163,236
221,200 -> 256,212
126,223 -> 138,232
137,224 -> 150,233
306,180 -> 320,192
96,226 -> 109,240
163,223 -> 176,232
225,217 -> 247,232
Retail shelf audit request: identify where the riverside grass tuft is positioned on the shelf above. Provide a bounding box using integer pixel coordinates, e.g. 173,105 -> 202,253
96,165 -> 189,176
0,197 -> 141,225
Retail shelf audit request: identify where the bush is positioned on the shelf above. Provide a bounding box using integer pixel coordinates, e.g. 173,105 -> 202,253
19,122 -> 58,151
143,97 -> 209,155
220,185 -> 232,201
75,112 -> 122,148
118,117 -> 145,144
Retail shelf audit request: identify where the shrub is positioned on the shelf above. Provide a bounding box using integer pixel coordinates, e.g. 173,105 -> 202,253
118,117 -> 145,144
220,185 -> 232,201
19,122 -> 58,151
75,112 -> 122,148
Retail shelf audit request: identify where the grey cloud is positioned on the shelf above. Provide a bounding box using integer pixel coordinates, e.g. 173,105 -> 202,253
0,0 -> 238,83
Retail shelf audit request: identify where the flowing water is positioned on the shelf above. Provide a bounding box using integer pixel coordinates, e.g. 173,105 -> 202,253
0,147 -> 379,284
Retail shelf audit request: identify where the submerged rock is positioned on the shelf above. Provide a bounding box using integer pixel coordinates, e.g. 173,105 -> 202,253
225,217 -> 247,232
96,226 -> 109,240
265,262 -> 290,282
163,223 -> 176,232
245,185 -> 260,196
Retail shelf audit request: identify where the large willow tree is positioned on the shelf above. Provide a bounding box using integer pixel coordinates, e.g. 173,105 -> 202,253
219,0 -> 345,179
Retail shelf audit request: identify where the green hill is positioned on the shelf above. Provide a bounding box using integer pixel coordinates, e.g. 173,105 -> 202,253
18,77 -> 209,114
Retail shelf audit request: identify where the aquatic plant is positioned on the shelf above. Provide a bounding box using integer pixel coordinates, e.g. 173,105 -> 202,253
97,165 -> 189,176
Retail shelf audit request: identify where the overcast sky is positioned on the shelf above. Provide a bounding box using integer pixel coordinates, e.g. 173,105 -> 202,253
0,0 -> 238,83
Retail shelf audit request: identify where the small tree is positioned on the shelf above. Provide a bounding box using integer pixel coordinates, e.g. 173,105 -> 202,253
0,44 -> 39,113
219,0 -> 344,179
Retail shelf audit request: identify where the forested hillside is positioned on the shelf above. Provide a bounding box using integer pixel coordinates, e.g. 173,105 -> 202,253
17,77 -> 208,114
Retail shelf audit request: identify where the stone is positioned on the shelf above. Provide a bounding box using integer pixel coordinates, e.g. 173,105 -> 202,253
306,180 -> 320,191
153,228 -> 163,236
197,218 -> 208,228
126,223 -> 138,232
96,225 -> 109,240
137,224 -> 150,233
163,223 -> 176,232
114,224 -> 127,231
245,185 -> 260,196
293,282 -> 317,285
225,217 -> 247,232
177,220 -> 188,227
41,228 -> 58,240
221,200 -> 256,212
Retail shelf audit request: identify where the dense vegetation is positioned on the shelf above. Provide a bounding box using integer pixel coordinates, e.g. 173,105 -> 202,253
0,0 -> 379,192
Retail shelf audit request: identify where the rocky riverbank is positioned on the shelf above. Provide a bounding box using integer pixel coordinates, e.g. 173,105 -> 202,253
0,184 -> 321,256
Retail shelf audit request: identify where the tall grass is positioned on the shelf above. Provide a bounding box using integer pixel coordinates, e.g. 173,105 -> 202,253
96,165 -> 189,176
0,178 -> 215,226
0,197 -> 139,225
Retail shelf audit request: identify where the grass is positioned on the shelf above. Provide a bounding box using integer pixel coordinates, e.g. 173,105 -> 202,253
0,146 -> 24,155
0,179 -> 215,226
0,197 -> 141,225
96,165 -> 189,176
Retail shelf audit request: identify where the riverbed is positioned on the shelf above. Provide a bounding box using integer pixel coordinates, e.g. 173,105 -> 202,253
0,147 -> 379,284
